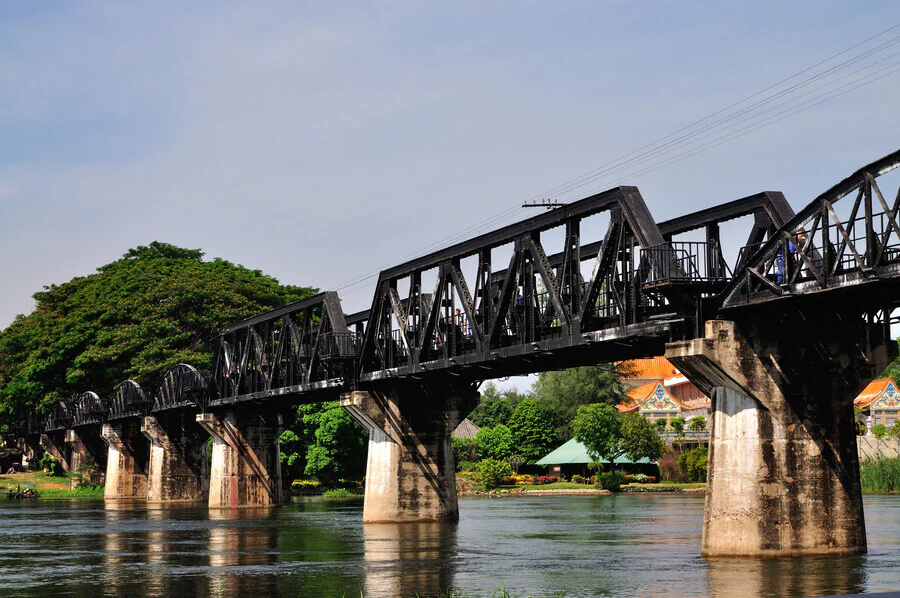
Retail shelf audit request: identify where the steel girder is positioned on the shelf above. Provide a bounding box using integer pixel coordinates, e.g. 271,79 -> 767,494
722,148 -> 900,310
207,291 -> 356,406
107,380 -> 153,420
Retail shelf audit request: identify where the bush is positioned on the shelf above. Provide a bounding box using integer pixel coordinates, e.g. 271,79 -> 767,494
457,460 -> 478,472
658,452 -> 683,482
39,453 -> 63,477
477,458 -> 512,489
500,477 -> 517,486
452,437 -> 479,467
874,424 -> 888,440
597,471 -> 626,492
571,474 -> 586,484
532,475 -> 559,486
291,478 -> 321,489
632,473 -> 650,483
677,447 -> 709,483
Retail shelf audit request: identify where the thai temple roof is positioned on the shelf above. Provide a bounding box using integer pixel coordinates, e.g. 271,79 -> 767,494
854,379 -> 900,409
620,356 -> 679,381
618,381 -> 692,413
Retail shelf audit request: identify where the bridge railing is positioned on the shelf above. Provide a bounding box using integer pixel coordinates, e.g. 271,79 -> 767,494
641,241 -> 730,286
71,392 -> 107,427
45,405 -> 73,432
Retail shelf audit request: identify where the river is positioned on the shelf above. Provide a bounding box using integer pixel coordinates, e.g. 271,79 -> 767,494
1,493 -> 899,597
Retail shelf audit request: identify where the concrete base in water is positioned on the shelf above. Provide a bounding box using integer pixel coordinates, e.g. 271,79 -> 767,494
667,318 -> 889,557
102,421 -> 148,499
197,411 -> 282,508
142,414 -> 209,503
341,383 -> 478,523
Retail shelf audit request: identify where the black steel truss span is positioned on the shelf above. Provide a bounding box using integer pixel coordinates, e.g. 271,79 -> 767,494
208,291 -> 358,406
71,392 -> 107,427
107,380 -> 153,421
355,185 -> 763,383
723,149 -> 900,310
155,364 -> 209,411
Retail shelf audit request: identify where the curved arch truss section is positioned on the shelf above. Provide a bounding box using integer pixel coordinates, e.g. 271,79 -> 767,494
723,148 -> 900,309
209,291 -> 356,406
154,364 -> 209,411
108,380 -> 153,420
356,185 -> 788,382
44,404 -> 74,432
71,391 -> 107,427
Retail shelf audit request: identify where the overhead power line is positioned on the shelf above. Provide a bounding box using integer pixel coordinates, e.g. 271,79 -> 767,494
332,22 -> 900,295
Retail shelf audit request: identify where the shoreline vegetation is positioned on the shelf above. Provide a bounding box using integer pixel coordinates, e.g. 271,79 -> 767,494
0,471 -> 104,500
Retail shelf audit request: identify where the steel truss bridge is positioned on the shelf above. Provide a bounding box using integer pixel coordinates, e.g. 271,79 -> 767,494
27,148 -> 900,431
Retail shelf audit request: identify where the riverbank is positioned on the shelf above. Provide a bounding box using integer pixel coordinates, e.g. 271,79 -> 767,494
459,481 -> 706,497
0,471 -> 104,499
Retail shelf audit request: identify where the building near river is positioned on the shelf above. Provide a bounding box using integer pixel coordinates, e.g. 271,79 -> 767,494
534,438 -> 655,478
854,378 -> 900,432
617,356 -> 710,427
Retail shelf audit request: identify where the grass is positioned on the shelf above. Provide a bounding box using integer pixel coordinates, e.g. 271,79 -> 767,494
860,456 -> 900,493
322,488 -> 363,499
627,482 -> 706,489
504,482 -> 587,491
0,471 -> 104,499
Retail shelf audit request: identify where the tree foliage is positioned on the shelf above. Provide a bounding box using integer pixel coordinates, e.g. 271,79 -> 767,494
474,424 -> 514,461
0,242 -> 316,420
619,414 -> 665,463
688,415 -> 707,432
469,382 -> 523,428
507,399 -> 558,462
300,401 -> 367,484
572,403 -> 622,464
532,364 -> 629,438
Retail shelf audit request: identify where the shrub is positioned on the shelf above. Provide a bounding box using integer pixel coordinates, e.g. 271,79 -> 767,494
678,447 -> 709,483
39,453 -> 63,477
477,458 -> 512,489
458,460 -> 478,472
658,452 -> 683,482
571,474 -> 586,484
323,488 -> 354,498
500,477 -> 517,486
291,478 -> 321,489
511,474 -> 533,485
597,471 -> 626,492
632,473 -> 650,483
452,437 -> 479,467
532,475 -> 559,486
874,424 -> 888,440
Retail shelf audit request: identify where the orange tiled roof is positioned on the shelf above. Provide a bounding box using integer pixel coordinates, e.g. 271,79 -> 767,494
619,356 -> 679,381
854,379 -> 892,408
617,381 -> 692,413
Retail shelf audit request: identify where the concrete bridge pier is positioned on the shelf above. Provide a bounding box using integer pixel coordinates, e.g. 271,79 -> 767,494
38,432 -> 70,472
197,410 -> 282,508
102,421 -> 148,499
65,427 -> 107,481
142,413 -> 209,502
341,382 -> 479,523
666,315 -> 892,557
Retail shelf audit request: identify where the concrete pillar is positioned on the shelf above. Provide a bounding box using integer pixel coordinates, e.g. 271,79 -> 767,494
197,410 -> 282,508
65,427 -> 107,485
141,413 -> 209,502
341,382 -> 478,523
102,421 -> 148,499
39,432 -> 70,472
666,315 -> 891,557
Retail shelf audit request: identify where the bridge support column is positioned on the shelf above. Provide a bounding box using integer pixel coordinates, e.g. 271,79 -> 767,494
38,432 -> 70,472
102,422 -> 148,499
197,411 -> 282,508
666,316 -> 891,556
341,382 -> 478,523
64,428 -> 107,482
142,414 -> 209,502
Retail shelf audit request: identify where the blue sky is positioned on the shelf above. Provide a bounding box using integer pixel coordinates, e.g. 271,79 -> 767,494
3,2 -> 900,392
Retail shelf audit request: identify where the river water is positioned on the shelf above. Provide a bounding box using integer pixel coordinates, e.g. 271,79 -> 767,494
1,493 -> 899,597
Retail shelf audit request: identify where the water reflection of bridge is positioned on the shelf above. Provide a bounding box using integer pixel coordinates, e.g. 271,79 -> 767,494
18,148 -> 900,557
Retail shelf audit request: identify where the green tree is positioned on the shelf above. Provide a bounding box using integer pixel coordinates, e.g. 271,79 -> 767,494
469,382 -> 522,428
619,413 -> 665,463
0,242 -> 316,421
302,401 -> 367,484
452,436 -> 479,467
474,424 -> 514,461
507,399 -> 558,462
572,403 -> 622,464
889,420 -> 900,439
670,417 -> 686,436
477,458 -> 512,490
532,363 -> 629,438
873,423 -> 888,440
688,415 -> 707,433
655,418 -> 669,432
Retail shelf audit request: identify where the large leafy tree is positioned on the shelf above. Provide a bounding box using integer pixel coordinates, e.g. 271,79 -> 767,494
507,399 -> 558,462
532,363 -> 629,438
0,241 -> 316,421
474,424 -> 515,461
300,401 -> 367,483
468,381 -> 524,428
573,404 -> 664,469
